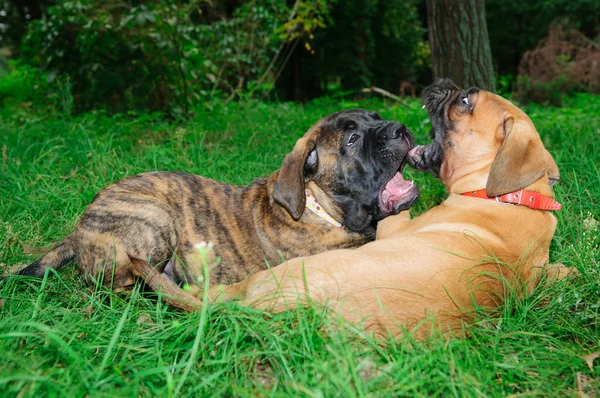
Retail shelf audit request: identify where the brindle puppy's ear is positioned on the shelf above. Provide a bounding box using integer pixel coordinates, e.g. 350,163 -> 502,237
486,116 -> 547,196
274,128 -> 319,220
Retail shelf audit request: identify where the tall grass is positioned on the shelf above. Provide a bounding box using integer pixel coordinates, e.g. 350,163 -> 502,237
1,94 -> 599,396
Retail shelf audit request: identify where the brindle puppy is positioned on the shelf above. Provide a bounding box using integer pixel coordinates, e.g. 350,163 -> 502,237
18,109 -> 419,309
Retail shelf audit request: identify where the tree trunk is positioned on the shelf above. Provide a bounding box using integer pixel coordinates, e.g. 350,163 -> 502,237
426,0 -> 496,91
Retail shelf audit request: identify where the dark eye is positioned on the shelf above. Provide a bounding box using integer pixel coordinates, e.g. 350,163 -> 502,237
461,94 -> 471,106
347,133 -> 360,146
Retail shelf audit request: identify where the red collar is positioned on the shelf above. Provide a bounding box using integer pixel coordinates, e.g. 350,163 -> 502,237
461,189 -> 562,211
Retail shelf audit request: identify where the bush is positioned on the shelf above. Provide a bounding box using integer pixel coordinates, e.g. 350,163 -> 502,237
275,0 -> 428,101
22,1 -> 194,116
17,0 -> 427,110
0,60 -> 78,121
19,0 -> 319,117
194,1 -> 290,98
515,75 -> 572,107
0,61 -> 48,115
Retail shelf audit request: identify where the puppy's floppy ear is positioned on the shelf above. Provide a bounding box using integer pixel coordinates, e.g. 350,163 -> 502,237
274,129 -> 319,220
544,148 -> 560,186
486,116 -> 547,196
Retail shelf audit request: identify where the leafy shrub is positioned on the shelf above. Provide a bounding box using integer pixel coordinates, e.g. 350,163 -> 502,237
516,75 -> 573,107
22,1 -> 196,116
0,61 -> 48,114
16,0 -> 427,110
495,74 -> 516,98
19,0 -> 328,116
371,0 -> 430,92
193,1 -> 290,98
0,60 -> 78,121
275,0 -> 428,101
0,0 -> 59,52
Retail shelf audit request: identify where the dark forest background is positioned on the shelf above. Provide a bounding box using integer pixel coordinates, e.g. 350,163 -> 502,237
0,0 -> 598,117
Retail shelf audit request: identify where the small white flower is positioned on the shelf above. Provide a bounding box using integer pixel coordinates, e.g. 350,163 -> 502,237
194,242 -> 207,250
194,241 -> 214,251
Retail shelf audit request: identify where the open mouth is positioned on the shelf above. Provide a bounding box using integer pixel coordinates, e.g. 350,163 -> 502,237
378,161 -> 420,216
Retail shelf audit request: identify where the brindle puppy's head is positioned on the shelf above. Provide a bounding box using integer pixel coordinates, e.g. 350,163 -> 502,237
408,78 -> 560,196
274,109 -> 420,233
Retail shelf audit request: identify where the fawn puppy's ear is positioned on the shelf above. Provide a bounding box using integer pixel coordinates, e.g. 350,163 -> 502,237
274,128 -> 319,220
486,116 -> 547,197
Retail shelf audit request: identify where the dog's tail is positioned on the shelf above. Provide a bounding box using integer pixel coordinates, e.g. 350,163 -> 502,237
17,237 -> 77,278
129,256 -> 202,312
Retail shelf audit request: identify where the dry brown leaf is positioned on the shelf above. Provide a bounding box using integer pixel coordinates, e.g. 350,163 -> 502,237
576,371 -> 599,398
357,358 -> 380,382
582,352 -> 600,371
136,312 -> 155,325
253,358 -> 275,386
82,304 -> 94,318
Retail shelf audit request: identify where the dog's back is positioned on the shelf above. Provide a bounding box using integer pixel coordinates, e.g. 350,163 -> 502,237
18,171 -> 236,287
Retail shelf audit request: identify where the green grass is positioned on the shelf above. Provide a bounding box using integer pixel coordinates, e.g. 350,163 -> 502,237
0,94 -> 599,397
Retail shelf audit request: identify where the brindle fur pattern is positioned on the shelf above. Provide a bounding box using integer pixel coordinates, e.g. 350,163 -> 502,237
18,109 -> 415,293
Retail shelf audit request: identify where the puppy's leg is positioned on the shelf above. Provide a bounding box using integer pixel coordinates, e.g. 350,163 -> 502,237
208,282 -> 244,303
75,233 -> 136,289
129,257 -> 202,311
17,236 -> 77,278
547,263 -> 578,280
74,196 -> 182,289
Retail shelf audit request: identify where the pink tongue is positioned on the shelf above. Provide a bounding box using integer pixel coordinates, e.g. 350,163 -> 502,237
381,172 -> 413,203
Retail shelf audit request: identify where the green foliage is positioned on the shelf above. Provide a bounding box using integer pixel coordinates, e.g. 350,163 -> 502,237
19,0 -> 331,116
1,93 -> 599,395
371,0 -> 430,90
0,60 -> 75,120
328,0 -> 378,90
0,61 -> 48,110
277,0 -> 331,42
494,74 -> 516,98
515,75 -> 576,106
275,0 -> 428,100
11,0 -> 427,109
0,0 -> 59,52
331,0 -> 428,91
21,0 -> 201,116
194,1 -> 290,99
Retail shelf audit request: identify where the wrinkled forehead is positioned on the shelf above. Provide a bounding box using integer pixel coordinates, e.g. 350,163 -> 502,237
322,109 -> 384,129
474,91 -> 533,124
